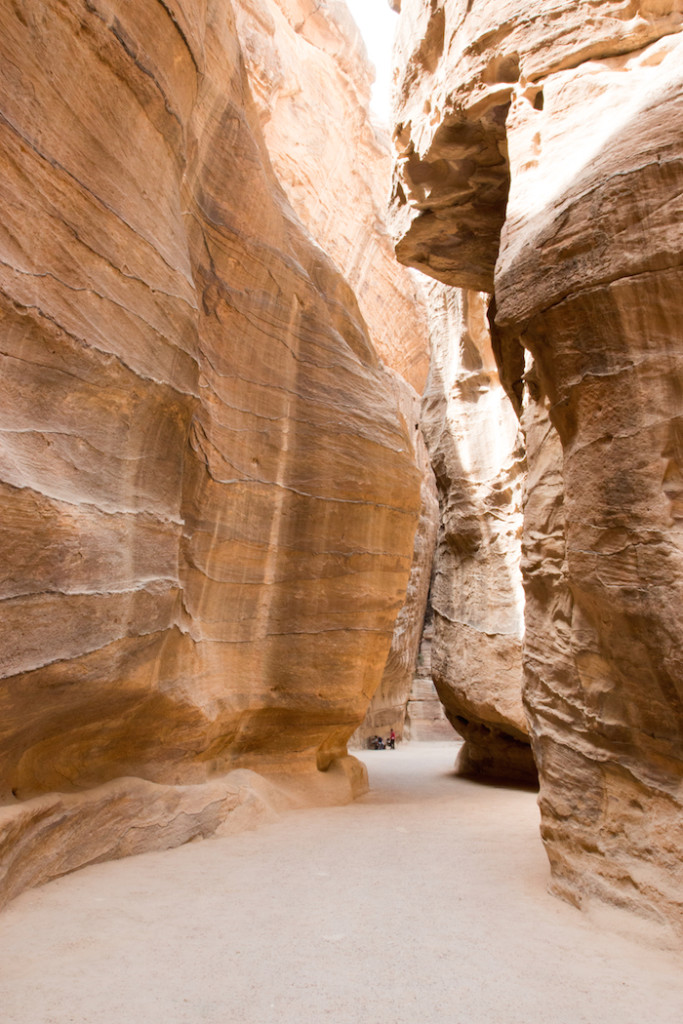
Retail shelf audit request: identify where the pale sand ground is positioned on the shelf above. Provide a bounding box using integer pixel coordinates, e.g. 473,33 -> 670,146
0,743 -> 681,1024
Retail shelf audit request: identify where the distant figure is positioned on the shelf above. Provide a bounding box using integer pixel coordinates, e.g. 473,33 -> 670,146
387,729 -> 396,749
369,734 -> 385,750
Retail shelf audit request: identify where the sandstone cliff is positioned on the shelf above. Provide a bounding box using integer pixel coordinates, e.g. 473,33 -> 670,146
0,0 -> 423,906
420,282 -> 533,781
232,0 -> 438,750
403,604 -> 454,742
234,0 -> 430,393
350,381 -> 438,747
392,0 -> 683,936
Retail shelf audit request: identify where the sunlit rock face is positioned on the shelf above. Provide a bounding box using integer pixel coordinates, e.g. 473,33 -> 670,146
421,283 -> 532,782
234,0 -> 430,393
391,0 -> 683,292
0,0 -> 423,904
234,0 -> 438,749
392,0 -> 683,934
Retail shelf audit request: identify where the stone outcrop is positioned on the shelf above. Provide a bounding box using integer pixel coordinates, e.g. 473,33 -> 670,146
392,0 -> 683,936
502,31 -> 683,937
391,0 -> 683,294
420,282 -> 532,781
0,757 -> 367,913
0,0 -> 424,905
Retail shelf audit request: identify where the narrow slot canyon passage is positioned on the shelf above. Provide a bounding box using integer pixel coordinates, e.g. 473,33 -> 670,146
1,0 -> 682,1011
1,744 -> 681,1024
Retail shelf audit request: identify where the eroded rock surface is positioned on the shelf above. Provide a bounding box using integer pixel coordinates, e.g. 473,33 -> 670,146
233,0 -> 438,751
501,33 -> 683,936
235,0 -> 430,392
421,283 -> 532,781
392,0 -> 683,935
350,380 -> 438,748
404,605 -> 454,742
0,0 -> 423,904
391,0 -> 683,292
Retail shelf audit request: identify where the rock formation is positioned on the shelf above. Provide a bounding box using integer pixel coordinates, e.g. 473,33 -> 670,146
0,0 -> 425,906
403,603 -> 454,742
234,0 -> 430,393
233,0 -> 438,752
392,0 -> 683,936
420,282 -> 532,781
354,278 -> 529,762
350,388 -> 438,748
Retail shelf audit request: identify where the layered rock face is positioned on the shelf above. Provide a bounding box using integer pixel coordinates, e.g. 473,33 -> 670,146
0,0 -> 423,905
502,32 -> 683,936
350,389 -> 438,747
421,283 -> 532,781
233,0 -> 438,751
391,0 -> 683,294
234,0 -> 430,392
392,0 -> 683,934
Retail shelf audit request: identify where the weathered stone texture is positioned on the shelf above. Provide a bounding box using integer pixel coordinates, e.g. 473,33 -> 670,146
421,283 -> 532,781
501,35 -> 683,934
233,0 -> 437,752
392,0 -> 683,292
393,0 -> 683,935
350,379 -> 438,748
0,0 -> 422,902
234,0 -> 431,393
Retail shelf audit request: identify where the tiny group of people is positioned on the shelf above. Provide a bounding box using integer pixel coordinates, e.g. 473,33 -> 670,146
369,729 -> 396,750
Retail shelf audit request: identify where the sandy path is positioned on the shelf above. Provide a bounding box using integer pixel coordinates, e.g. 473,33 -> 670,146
0,743 -> 680,1024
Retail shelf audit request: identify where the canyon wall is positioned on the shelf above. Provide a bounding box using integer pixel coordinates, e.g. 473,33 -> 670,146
420,282 -> 532,781
234,0 -> 430,393
233,0 -> 438,750
0,0 -> 424,906
392,0 -> 683,936
404,604 -> 455,742
350,403 -> 438,747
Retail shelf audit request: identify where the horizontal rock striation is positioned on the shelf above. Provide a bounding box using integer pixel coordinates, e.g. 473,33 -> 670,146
233,0 -> 438,750
0,0 -> 422,903
392,0 -> 683,936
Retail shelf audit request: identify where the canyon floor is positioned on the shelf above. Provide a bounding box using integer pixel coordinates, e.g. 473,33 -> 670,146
0,743 -> 680,1024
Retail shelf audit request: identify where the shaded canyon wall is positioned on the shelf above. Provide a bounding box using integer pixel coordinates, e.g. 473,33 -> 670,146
420,282 -> 532,780
0,0 -> 426,906
392,0 -> 683,936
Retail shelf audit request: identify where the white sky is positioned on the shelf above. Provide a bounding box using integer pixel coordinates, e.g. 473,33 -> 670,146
343,0 -> 398,123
